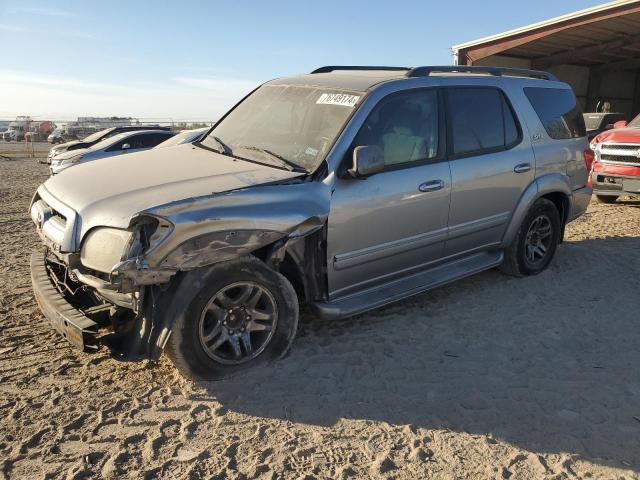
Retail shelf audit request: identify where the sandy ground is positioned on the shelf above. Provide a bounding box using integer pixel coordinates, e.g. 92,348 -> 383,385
1,153 -> 639,480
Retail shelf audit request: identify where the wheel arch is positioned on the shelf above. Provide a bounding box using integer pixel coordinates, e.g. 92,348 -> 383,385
252,227 -> 328,305
502,173 -> 571,247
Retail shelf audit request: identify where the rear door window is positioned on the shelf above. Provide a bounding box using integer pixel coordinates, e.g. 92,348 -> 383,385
106,134 -> 145,152
141,132 -> 174,148
447,87 -> 521,157
127,134 -> 146,149
524,87 -> 586,140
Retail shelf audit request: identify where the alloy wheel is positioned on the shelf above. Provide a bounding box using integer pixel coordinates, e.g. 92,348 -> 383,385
198,282 -> 278,365
524,214 -> 553,266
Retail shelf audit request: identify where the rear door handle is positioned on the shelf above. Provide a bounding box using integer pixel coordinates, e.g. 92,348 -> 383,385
418,180 -> 445,192
514,163 -> 532,173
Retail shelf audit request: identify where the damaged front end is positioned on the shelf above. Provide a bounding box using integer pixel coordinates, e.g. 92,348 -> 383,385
30,179 -> 331,361
30,249 -> 144,354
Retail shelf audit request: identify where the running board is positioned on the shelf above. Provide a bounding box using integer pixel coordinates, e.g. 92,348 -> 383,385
312,250 -> 504,320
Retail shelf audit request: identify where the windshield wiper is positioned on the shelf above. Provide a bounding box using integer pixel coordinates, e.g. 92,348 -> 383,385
236,146 -> 306,173
207,136 -> 232,155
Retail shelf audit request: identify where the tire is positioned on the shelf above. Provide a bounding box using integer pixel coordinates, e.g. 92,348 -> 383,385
165,256 -> 299,381
500,198 -> 561,277
596,195 -> 618,204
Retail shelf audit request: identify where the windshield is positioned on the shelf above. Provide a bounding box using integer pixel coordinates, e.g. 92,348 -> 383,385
82,128 -> 113,143
628,114 -> 640,128
200,84 -> 364,172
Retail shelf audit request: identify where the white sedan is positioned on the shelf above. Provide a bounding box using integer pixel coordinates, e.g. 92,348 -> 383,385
50,129 -> 176,175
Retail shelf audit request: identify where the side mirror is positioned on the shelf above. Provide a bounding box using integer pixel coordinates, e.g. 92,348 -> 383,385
613,120 -> 628,129
348,145 -> 384,178
121,143 -> 131,150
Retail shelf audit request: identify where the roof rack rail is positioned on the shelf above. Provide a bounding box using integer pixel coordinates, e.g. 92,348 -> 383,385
406,65 -> 558,81
311,66 -> 409,74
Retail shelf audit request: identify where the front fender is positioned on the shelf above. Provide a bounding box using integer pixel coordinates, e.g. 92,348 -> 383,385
502,173 -> 571,247
142,180 -> 331,270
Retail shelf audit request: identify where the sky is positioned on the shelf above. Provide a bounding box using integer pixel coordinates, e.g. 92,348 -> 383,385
0,0 -> 604,121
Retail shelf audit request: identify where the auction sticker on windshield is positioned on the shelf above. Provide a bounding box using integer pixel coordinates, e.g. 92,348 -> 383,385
316,93 -> 360,107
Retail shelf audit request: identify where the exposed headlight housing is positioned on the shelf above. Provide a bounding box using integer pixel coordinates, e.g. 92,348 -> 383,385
128,214 -> 174,256
80,217 -> 174,274
81,227 -> 134,273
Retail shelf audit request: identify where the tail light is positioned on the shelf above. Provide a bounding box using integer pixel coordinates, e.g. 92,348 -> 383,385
583,149 -> 595,171
584,149 -> 595,186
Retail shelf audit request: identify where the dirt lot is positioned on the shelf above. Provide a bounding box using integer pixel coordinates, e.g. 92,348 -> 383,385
1,154 -> 639,480
0,142 -> 50,160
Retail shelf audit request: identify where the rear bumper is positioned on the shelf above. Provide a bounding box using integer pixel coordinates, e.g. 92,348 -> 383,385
568,186 -> 592,222
30,251 -> 99,352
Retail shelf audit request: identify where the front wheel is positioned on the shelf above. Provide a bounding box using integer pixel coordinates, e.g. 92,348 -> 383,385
165,256 -> 299,381
500,198 -> 561,277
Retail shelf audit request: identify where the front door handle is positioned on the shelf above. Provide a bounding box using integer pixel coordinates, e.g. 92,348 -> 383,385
514,163 -> 532,173
418,180 -> 444,192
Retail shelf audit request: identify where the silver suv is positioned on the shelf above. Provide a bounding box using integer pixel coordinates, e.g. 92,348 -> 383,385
30,66 -> 592,380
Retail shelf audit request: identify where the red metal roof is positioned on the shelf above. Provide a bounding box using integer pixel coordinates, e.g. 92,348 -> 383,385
453,0 -> 640,68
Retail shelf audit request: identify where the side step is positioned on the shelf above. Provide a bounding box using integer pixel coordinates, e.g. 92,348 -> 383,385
312,250 -> 504,320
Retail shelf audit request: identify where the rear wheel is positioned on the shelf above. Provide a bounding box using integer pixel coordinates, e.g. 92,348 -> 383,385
596,195 -> 618,204
500,198 -> 561,277
166,256 -> 299,381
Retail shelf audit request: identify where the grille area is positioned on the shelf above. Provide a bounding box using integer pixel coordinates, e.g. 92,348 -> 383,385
602,144 -> 639,151
31,199 -> 67,229
600,154 -> 640,165
31,199 -> 68,249
598,143 -> 640,166
30,191 -> 78,252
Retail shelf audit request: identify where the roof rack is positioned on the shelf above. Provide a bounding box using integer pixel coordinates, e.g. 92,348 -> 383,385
311,66 -> 410,74
405,65 -> 557,81
310,65 -> 558,81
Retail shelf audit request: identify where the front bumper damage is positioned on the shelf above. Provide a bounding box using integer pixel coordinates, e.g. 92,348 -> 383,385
30,178 -> 332,359
30,250 -> 101,351
30,249 -> 156,358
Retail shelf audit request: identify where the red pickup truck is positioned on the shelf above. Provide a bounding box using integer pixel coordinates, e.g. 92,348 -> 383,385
590,115 -> 640,203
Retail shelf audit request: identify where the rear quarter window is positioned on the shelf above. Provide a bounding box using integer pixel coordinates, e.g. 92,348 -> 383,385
447,87 -> 521,157
524,87 -> 586,140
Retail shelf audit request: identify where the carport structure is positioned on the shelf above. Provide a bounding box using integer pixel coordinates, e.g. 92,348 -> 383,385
452,0 -> 640,118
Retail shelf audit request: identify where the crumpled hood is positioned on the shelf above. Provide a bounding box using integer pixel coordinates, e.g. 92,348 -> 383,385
42,144 -> 303,234
592,127 -> 640,146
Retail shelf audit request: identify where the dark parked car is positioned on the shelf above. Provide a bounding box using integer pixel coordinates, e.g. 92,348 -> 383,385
583,112 -> 626,141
